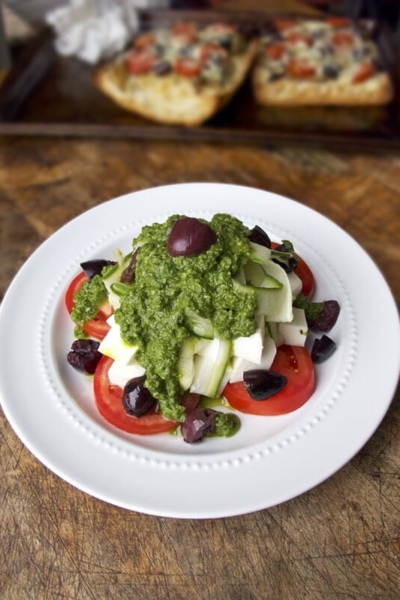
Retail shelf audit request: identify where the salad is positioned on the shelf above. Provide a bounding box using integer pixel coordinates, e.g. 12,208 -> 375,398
65,213 -> 340,443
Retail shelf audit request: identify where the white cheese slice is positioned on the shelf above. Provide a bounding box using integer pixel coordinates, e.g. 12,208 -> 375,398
107,358 -> 145,389
99,315 -> 139,365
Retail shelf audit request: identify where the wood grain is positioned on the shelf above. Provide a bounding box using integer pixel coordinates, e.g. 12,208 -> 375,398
1,135 -> 400,600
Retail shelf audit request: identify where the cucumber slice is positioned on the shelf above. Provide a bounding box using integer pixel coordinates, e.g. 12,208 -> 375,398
184,309 -> 214,340
190,338 -> 232,398
243,261 -> 282,289
177,337 -> 207,391
248,242 -> 271,264
102,252 -> 133,309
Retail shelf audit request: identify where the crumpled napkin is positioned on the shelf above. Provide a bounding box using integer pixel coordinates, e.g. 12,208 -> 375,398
46,0 -> 169,64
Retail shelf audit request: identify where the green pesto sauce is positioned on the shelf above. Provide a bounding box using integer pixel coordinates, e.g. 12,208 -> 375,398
71,275 -> 107,336
114,214 -> 258,423
214,412 -> 241,438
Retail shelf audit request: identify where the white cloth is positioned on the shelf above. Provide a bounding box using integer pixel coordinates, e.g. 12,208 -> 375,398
46,0 -> 168,64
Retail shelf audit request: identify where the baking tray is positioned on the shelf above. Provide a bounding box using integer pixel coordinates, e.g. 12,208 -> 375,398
1,9 -> 400,151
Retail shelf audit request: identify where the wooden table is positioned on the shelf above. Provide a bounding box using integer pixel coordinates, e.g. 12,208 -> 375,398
1,4 -> 400,600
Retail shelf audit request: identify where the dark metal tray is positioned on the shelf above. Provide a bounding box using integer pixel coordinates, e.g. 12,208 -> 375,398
1,10 -> 400,151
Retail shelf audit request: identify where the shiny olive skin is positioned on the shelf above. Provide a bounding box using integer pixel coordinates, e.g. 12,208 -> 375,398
80,259 -> 114,280
311,335 -> 337,363
123,376 -> 157,417
248,225 -> 272,249
243,369 -> 287,400
167,217 -> 217,258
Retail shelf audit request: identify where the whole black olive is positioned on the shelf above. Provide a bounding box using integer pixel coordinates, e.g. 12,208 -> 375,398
67,339 -> 102,374
123,376 -> 157,417
80,259 -> 114,280
243,369 -> 287,400
167,217 -> 217,258
248,225 -> 272,248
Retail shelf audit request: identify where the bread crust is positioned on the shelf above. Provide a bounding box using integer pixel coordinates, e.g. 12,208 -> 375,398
252,67 -> 394,107
96,40 -> 257,126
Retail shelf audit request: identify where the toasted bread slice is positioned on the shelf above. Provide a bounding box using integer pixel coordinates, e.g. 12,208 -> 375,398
253,67 -> 393,106
96,26 -> 257,126
252,18 -> 394,107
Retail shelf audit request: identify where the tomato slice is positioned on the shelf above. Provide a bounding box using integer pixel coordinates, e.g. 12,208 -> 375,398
265,42 -> 286,60
271,242 -> 315,298
273,19 -> 297,32
352,62 -> 375,84
200,42 -> 228,62
65,272 -> 88,313
327,17 -> 350,28
287,59 -> 316,78
133,32 -> 156,50
126,48 -> 157,75
65,271 -> 112,341
175,57 -> 202,77
331,31 -> 355,50
287,33 -> 313,47
93,356 -> 177,434
224,345 -> 315,416
171,22 -> 198,43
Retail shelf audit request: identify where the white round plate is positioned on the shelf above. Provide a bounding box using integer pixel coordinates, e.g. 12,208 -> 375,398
0,183 -> 399,519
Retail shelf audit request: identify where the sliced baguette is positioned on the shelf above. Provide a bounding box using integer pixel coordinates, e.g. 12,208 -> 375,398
96,39 -> 258,126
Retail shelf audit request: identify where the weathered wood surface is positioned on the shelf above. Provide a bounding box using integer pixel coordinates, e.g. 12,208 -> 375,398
1,136 -> 400,600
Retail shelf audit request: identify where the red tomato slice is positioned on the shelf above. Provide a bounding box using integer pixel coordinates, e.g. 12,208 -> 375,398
331,31 -> 354,50
287,33 -> 313,47
271,242 -> 315,298
171,22 -> 198,43
205,23 -> 237,35
294,254 -> 315,298
133,32 -> 156,49
93,356 -> 177,434
65,272 -> 112,341
287,59 -> 316,78
274,19 -> 297,32
265,42 -> 286,60
65,272 -> 88,313
327,17 -> 350,28
126,48 -> 157,75
201,42 -> 228,62
175,57 -> 202,77
224,345 -> 315,416
352,62 -> 375,84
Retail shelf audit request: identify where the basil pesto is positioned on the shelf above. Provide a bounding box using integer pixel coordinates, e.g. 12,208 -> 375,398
114,214 -> 258,422
71,275 -> 107,338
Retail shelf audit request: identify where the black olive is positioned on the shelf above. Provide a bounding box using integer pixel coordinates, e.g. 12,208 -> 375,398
311,335 -> 337,363
120,247 -> 140,284
80,259 -> 114,280
67,339 -> 101,374
152,61 -> 172,76
323,64 -> 341,79
123,376 -> 157,417
167,217 -> 217,258
182,408 -> 217,443
243,369 -> 287,400
248,225 -> 272,248
268,71 -> 285,82
308,300 -> 340,333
